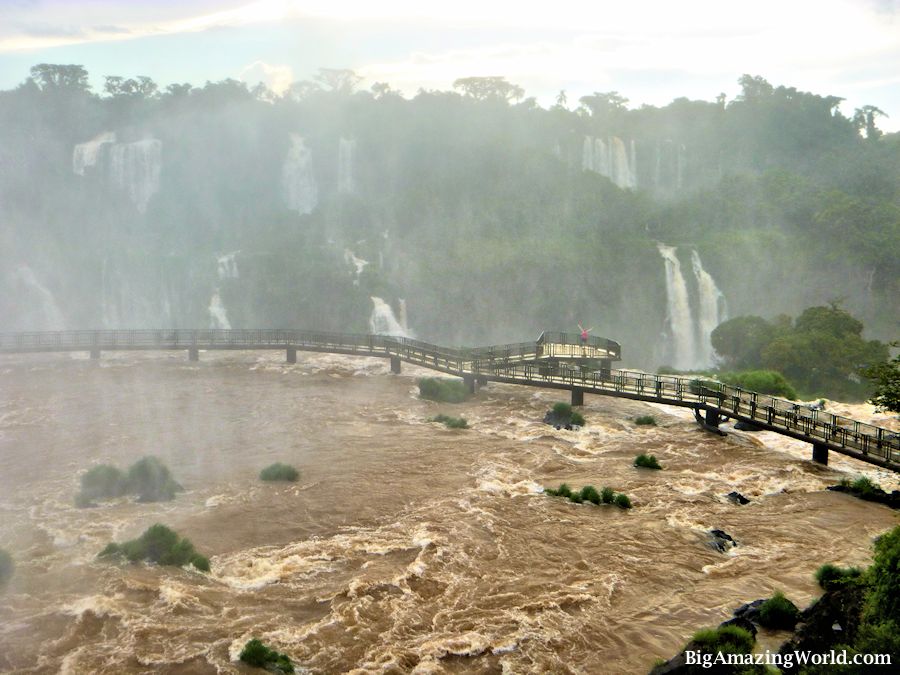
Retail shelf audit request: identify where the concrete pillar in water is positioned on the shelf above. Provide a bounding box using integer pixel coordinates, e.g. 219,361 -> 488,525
390,355 -> 401,374
571,387 -> 585,406
463,375 -> 476,394
812,443 -> 829,465
89,348 -> 101,360
476,375 -> 488,386
188,347 -> 199,361
705,408 -> 721,428
286,347 -> 297,364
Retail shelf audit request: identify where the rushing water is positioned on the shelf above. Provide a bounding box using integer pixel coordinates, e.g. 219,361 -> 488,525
0,351 -> 897,674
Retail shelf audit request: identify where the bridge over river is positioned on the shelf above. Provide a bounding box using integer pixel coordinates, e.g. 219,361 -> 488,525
2,329 -> 898,472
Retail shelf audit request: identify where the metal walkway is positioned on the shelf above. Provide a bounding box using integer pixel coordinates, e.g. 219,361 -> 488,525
2,329 -> 897,471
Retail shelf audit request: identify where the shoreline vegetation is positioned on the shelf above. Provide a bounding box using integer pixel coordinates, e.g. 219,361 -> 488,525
544,483 -> 632,509
418,377 -> 470,403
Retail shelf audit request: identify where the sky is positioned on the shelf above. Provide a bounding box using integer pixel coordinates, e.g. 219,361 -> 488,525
1,0 -> 898,130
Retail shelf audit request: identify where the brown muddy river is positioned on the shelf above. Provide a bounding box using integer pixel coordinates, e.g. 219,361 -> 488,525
0,351 -> 897,674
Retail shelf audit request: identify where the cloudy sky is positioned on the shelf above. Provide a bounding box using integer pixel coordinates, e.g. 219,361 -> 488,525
1,0 -> 898,129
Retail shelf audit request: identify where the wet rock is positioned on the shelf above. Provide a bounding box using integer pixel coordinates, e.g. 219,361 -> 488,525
827,483 -> 900,509
719,615 -> 758,640
649,616 -> 757,674
543,411 -> 570,427
726,491 -> 750,505
732,599 -> 765,623
734,420 -> 763,431
708,529 -> 737,553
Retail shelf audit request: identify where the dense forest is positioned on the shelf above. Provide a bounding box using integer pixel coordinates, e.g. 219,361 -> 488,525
0,65 -> 897,370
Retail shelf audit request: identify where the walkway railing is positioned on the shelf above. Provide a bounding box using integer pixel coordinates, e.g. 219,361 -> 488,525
1,329 -> 896,470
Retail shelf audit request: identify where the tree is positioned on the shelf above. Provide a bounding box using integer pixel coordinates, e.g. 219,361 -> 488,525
862,343 -> 900,413
853,105 -> 887,140
578,91 -> 628,118
555,90 -> 568,109
711,315 -> 778,369
314,68 -> 362,95
28,63 -> 90,92
736,74 -> 774,101
104,75 -> 158,98
452,76 -> 524,102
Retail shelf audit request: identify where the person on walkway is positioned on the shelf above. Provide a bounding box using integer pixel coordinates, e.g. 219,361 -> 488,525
578,323 -> 593,345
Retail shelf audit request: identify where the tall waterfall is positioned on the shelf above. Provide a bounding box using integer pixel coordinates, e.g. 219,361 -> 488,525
369,297 -> 412,337
691,250 -> 728,367
208,291 -> 231,329
582,136 -> 636,189
343,249 -> 369,286
657,244 -> 696,370
338,137 -> 356,193
108,139 -> 162,213
72,131 -> 116,175
12,265 -> 65,330
217,252 -> 240,280
282,134 -> 318,214
657,244 -> 727,370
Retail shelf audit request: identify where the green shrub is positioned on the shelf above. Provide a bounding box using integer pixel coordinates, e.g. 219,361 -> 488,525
239,638 -> 295,673
76,464 -> 128,505
634,454 -> 662,470
691,625 -> 754,655
864,525 -> 900,625
569,492 -> 584,504
126,456 -> 183,502
580,485 -> 601,505
601,487 -> 615,504
556,483 -> 573,498
429,414 -> 469,429
850,476 -> 881,499
757,591 -> 800,629
719,370 -> 798,399
0,548 -> 13,587
570,411 -> 586,426
418,377 -> 470,403
815,563 -> 863,590
259,463 -> 300,482
614,493 -> 633,509
99,524 -> 209,571
634,415 -> 657,426
552,402 -> 573,418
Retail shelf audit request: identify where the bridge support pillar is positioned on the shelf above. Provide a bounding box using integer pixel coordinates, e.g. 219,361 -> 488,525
476,375 -> 487,386
286,347 -> 297,364
812,442 -> 829,466
89,348 -> 101,360
571,387 -> 585,407
463,375 -> 476,394
188,347 -> 199,362
599,359 -> 612,379
705,408 -> 722,428
390,355 -> 401,374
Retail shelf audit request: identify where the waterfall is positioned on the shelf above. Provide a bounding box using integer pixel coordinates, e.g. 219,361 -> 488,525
217,252 -> 240,280
208,291 -> 231,329
657,244 -> 696,370
691,250 -> 728,367
369,297 -> 412,337
108,139 -> 162,213
282,134 -> 318,214
338,137 -> 356,193
72,131 -> 116,175
582,136 -> 636,190
12,265 -> 65,330
343,249 -> 369,286
398,299 -> 409,335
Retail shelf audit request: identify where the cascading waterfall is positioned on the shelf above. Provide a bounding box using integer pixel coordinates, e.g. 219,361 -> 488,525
691,250 -> 728,367
208,291 -> 231,329
657,243 -> 697,370
72,132 -> 116,175
12,265 -> 66,330
282,134 -> 318,214
398,299 -> 409,335
343,249 -> 368,286
108,139 -> 162,213
217,252 -> 240,280
338,137 -> 356,193
369,297 -> 412,337
582,136 -> 636,189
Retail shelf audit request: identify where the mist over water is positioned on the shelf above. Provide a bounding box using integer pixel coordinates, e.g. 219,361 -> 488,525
0,352 -> 897,673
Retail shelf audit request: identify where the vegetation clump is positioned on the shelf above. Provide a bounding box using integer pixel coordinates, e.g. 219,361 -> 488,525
75,456 -> 182,506
690,624 -> 755,656
815,563 -> 862,591
259,463 -> 300,482
417,377 -> 470,403
544,401 -> 585,428
830,475 -> 900,508
99,524 -> 210,572
634,415 -> 657,426
545,483 -> 632,509
0,548 -> 13,587
239,638 -> 295,673
718,369 -> 798,399
634,454 -> 662,470
757,591 -> 800,629
862,342 -> 900,413
429,414 -> 469,429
